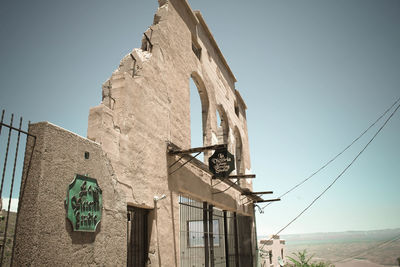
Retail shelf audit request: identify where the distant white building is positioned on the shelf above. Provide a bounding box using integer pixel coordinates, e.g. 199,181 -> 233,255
259,235 -> 286,267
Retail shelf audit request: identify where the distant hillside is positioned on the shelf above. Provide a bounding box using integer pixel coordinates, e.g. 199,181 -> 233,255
283,228 -> 400,244
259,228 -> 400,266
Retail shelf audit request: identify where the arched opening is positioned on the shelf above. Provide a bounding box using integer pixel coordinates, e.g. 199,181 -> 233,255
234,100 -> 239,117
234,128 -> 243,175
216,105 -> 229,145
190,73 -> 209,162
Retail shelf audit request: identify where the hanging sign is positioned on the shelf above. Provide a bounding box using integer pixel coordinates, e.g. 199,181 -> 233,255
66,174 -> 102,232
208,148 -> 235,178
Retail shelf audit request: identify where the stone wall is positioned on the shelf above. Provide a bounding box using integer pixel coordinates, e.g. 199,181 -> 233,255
87,0 -> 256,266
14,122 -> 127,266
88,0 -> 253,207
14,0 -> 257,266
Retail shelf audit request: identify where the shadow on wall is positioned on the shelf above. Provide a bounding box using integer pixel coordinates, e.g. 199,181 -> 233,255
147,208 -> 155,265
65,216 -> 100,244
169,191 -> 178,267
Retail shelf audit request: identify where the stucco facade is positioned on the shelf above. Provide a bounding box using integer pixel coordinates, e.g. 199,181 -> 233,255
14,122 -> 127,266
259,236 -> 286,267
14,0 -> 258,266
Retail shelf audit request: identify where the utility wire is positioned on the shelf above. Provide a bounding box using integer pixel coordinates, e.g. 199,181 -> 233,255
261,97 -> 400,211
260,100 -> 400,250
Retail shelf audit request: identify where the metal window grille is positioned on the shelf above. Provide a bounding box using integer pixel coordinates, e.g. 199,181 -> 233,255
179,196 -> 241,267
179,196 -> 206,267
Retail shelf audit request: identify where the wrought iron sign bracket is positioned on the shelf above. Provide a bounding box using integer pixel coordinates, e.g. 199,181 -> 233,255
168,151 -> 201,175
167,144 -> 227,175
212,179 -> 240,195
168,144 -> 227,155
242,189 -> 275,205
241,190 -> 273,196
212,174 -> 256,180
253,198 -> 281,203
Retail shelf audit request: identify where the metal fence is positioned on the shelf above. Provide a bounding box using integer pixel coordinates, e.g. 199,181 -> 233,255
0,110 -> 36,266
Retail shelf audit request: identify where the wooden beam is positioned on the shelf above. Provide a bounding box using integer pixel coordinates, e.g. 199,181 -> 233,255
168,144 -> 226,155
242,191 -> 273,195
212,174 -> 256,179
253,198 -> 281,203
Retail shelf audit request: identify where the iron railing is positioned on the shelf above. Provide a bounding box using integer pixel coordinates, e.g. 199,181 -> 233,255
0,110 -> 36,266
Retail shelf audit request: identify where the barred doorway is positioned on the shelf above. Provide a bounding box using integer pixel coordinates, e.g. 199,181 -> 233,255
179,196 -> 241,267
224,211 -> 239,267
212,208 -> 227,266
127,206 -> 149,267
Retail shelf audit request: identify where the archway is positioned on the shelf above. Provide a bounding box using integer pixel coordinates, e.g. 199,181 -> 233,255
190,72 -> 209,162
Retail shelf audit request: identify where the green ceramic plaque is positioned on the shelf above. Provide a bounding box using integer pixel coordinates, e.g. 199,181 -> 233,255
66,174 -> 102,232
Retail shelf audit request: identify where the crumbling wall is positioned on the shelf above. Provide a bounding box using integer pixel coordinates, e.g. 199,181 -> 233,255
87,0 -> 255,266
88,0 -> 253,207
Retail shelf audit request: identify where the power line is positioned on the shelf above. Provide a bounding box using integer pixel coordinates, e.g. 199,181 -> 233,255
260,100 -> 400,250
261,96 -> 400,211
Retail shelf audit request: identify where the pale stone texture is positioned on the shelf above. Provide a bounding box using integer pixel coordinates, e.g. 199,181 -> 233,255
14,122 -> 127,266
14,0 -> 257,266
87,0 -> 256,266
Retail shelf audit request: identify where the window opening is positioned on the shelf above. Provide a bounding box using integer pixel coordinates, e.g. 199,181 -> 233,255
190,74 -> 210,162
179,196 -> 238,267
179,196 -> 206,267
130,53 -> 137,78
141,29 -> 153,52
234,129 -> 243,176
190,78 -> 204,162
234,101 -> 239,117
216,108 -> 228,145
269,250 -> 273,264
192,40 -> 201,60
187,219 -> 220,247
234,128 -> 244,186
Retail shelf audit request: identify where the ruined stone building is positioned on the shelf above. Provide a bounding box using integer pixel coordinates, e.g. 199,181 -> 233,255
13,0 -> 260,266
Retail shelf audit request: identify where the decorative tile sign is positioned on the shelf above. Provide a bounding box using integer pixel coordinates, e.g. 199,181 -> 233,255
66,174 -> 102,232
208,148 -> 235,178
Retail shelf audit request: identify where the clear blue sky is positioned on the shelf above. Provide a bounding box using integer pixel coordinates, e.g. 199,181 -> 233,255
1,0 -> 399,235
